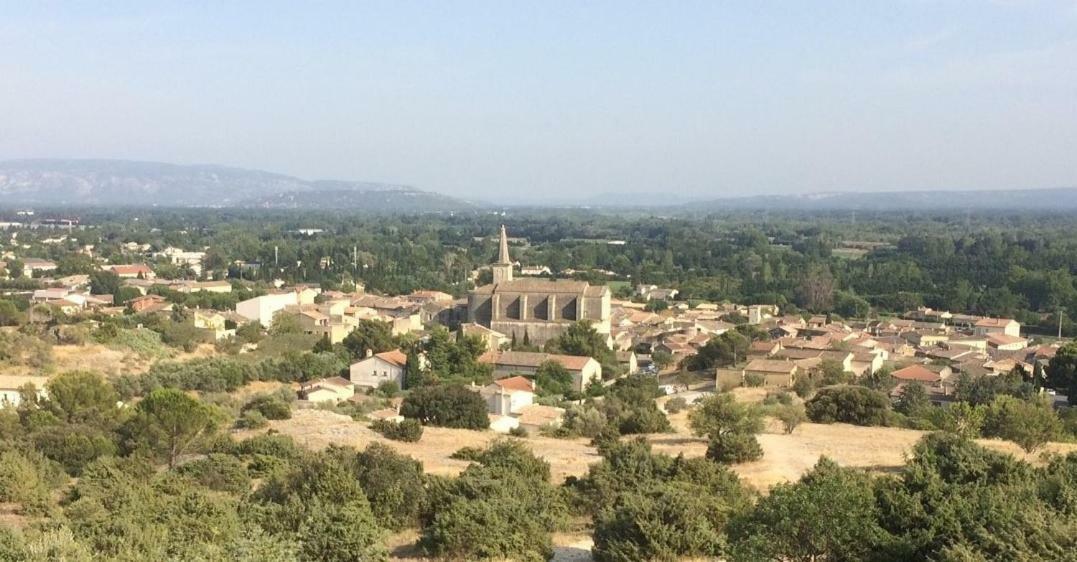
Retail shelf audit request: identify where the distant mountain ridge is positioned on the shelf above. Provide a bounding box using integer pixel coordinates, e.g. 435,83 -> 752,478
0,159 -> 475,211
2,158 -> 1073,212
684,187 -> 1077,212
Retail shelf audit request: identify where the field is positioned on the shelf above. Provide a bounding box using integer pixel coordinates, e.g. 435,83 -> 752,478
253,387 -> 1077,491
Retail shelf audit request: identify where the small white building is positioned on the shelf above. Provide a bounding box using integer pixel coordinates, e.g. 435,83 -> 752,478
299,377 -> 355,403
0,376 -> 49,408
235,292 -> 299,327
350,350 -> 409,389
480,376 -> 535,416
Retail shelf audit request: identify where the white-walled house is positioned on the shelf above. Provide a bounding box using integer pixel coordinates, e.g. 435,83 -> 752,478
350,349 -> 408,389
236,292 -> 299,327
973,318 -> 1021,338
480,376 -> 535,416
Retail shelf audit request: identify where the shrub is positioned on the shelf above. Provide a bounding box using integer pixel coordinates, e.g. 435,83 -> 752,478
982,395 -> 1061,453
775,404 -> 808,434
242,395 -> 292,421
175,453 -> 252,494
665,396 -> 688,414
235,410 -> 268,429
449,446 -> 484,462
353,443 -> 427,530
805,386 -> 891,426
375,380 -> 400,398
509,426 -> 529,438
706,432 -> 763,464
370,418 -> 423,442
744,373 -> 765,387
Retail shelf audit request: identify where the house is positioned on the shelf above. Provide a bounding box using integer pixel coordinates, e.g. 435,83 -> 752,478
480,350 -> 602,393
986,333 -> 1028,351
350,349 -> 409,389
21,258 -> 57,277
891,364 -> 955,401
616,350 -> 638,375
516,404 -> 565,433
193,310 -> 236,340
460,323 -> 510,352
299,377 -> 355,403
748,340 -> 782,358
742,359 -> 798,387
481,376 -> 535,415
236,292 -> 300,327
406,290 -> 454,304
0,376 -> 49,408
892,364 -> 953,384
128,294 -> 172,314
974,318 -> 1021,338
106,263 -> 155,279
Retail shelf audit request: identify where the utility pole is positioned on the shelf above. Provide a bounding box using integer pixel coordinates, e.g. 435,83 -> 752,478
1060,307 -> 1066,339
274,245 -> 279,267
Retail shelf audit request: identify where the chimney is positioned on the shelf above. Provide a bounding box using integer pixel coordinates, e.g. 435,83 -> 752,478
365,349 -> 373,358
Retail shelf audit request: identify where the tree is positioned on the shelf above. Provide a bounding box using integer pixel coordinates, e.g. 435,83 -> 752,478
684,331 -> 750,371
689,393 -> 764,439
342,319 -> 395,361
776,403 -> 808,434
805,386 -> 891,426
729,458 -> 892,562
651,351 -> 673,371
817,358 -> 850,386
1046,342 -> 1077,404
982,395 -> 1060,453
834,290 -> 870,319
546,321 -> 618,374
44,371 -> 120,426
895,382 -> 930,416
796,264 -> 836,312
353,443 -> 427,530
534,360 -> 573,396
123,388 -> 218,467
89,270 -> 121,296
930,402 -> 986,439
400,385 -> 488,429
4,259 -> 23,279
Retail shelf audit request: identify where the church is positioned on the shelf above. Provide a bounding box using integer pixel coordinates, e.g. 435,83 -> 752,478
467,225 -> 611,347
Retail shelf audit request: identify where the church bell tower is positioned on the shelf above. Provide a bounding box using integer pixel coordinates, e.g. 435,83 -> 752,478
492,224 -> 513,284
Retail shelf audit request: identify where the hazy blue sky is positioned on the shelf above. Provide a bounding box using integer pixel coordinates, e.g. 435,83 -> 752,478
2,1 -> 1075,201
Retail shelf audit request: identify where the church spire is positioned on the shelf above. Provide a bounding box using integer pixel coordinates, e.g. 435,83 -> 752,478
497,224 -> 511,264
492,224 -> 513,284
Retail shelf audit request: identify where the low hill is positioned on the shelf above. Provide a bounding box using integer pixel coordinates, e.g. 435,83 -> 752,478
0,159 -> 475,211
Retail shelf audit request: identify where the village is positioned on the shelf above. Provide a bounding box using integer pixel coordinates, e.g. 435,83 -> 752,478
2,217 -> 1077,561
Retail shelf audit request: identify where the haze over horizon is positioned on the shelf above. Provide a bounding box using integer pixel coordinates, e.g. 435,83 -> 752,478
2,2 -> 1076,202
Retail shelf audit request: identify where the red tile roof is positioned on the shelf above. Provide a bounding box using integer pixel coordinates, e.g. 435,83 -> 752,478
374,349 -> 408,367
892,364 -> 941,383
494,376 -> 534,393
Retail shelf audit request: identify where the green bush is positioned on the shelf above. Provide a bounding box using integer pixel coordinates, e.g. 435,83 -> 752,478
805,385 -> 891,426
175,453 -> 252,494
241,395 -> 292,421
706,432 -> 764,464
369,418 -> 423,442
400,385 -> 489,430
665,396 -> 688,414
235,410 -> 269,429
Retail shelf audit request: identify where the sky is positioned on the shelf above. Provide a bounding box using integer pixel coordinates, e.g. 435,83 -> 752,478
1,1 -> 1076,202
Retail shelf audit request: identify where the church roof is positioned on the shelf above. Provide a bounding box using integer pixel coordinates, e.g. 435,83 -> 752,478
471,278 -> 609,296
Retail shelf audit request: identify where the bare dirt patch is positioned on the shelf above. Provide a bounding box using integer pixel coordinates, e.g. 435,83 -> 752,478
253,399 -> 1077,493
